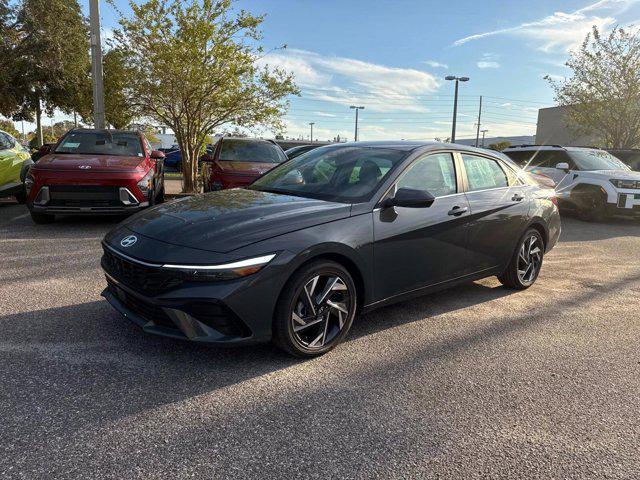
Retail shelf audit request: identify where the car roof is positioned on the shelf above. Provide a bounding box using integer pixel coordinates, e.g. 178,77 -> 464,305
69,128 -> 142,136
503,144 -> 604,152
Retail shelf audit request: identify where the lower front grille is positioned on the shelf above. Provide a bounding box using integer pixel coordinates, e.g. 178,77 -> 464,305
107,279 -> 177,329
101,247 -> 183,295
49,185 -> 124,208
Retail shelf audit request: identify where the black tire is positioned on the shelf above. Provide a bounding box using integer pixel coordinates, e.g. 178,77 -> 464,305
155,185 -> 165,204
498,228 -> 545,290
14,190 -> 27,204
272,260 -> 357,357
575,189 -> 607,222
30,211 -> 55,224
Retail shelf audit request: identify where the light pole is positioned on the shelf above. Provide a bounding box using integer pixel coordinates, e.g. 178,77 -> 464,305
481,129 -> 489,147
350,105 -> 365,141
89,0 -> 106,129
445,75 -> 469,143
309,122 -> 315,143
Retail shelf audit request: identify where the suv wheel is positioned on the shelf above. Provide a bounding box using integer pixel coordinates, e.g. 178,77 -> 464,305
273,260 -> 357,357
498,229 -> 544,290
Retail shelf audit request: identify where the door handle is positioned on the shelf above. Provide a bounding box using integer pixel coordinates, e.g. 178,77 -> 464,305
512,194 -> 525,202
448,206 -> 468,216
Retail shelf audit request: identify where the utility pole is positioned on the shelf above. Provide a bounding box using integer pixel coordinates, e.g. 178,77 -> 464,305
350,106 -> 365,141
481,129 -> 489,147
89,0 -> 106,129
445,76 -> 469,143
21,121 -> 25,143
475,96 -> 483,147
309,122 -> 315,143
73,111 -> 78,128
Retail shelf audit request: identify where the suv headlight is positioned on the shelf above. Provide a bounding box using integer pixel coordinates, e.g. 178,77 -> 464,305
610,179 -> 640,189
162,254 -> 276,281
137,169 -> 154,195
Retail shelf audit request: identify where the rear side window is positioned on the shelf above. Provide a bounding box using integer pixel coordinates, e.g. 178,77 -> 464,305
0,132 -> 14,150
396,152 -> 457,197
462,154 -> 509,191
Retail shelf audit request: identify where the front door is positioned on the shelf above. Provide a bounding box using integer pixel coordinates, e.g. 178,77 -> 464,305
373,152 -> 471,301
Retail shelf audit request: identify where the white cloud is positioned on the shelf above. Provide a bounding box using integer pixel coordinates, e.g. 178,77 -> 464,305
453,0 -> 638,53
259,48 -> 442,113
424,60 -> 449,69
477,52 -> 501,69
478,61 -> 500,68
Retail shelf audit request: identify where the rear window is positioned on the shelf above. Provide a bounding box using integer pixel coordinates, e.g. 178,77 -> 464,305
55,131 -> 144,157
503,150 -> 571,168
219,139 -> 286,163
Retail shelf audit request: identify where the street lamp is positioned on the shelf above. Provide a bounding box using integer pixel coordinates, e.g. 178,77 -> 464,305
445,76 -> 469,143
350,106 -> 365,141
309,122 -> 315,143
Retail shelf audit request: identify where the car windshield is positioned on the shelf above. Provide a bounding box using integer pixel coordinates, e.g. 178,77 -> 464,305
248,146 -> 407,203
219,139 -> 285,163
569,149 -> 630,171
54,131 -> 144,157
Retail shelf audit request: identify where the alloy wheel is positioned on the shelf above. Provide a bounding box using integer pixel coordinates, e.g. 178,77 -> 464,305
517,235 -> 542,284
291,274 -> 352,350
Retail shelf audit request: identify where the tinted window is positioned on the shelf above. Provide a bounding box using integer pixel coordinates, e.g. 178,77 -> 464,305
54,131 -> 143,157
0,132 -> 14,150
219,139 -> 285,163
396,153 -> 457,197
462,154 -> 509,191
503,150 -> 571,168
568,149 -> 630,171
249,146 -> 406,203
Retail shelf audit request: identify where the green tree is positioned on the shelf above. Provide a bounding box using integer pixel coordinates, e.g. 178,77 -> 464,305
546,26 -> 640,148
488,141 -> 511,151
0,119 -> 20,138
110,0 -> 298,192
0,0 -> 89,146
103,47 -> 138,129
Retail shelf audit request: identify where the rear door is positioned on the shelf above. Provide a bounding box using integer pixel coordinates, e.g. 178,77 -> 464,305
373,151 -> 471,301
460,153 -> 532,274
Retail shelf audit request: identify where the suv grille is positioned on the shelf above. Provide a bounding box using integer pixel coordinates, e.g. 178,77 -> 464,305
101,247 -> 182,295
49,185 -> 124,207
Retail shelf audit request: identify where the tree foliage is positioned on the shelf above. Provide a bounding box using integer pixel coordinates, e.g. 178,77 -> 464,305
103,47 -> 139,129
0,119 -> 20,138
546,26 -> 640,148
109,0 -> 299,192
0,0 -> 89,145
488,141 -> 511,151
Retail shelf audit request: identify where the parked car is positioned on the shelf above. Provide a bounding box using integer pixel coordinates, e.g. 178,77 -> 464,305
607,149 -> 640,171
26,128 -> 165,223
503,145 -> 640,221
285,144 -> 321,159
0,129 -> 34,203
101,141 -> 560,357
201,137 -> 287,191
159,146 -> 182,171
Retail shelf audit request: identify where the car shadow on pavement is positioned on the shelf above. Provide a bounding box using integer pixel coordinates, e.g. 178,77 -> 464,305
559,215 -> 640,243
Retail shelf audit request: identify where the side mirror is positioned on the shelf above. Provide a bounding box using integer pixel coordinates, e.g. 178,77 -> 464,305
150,150 -> 165,160
39,144 -> 51,155
555,162 -> 570,171
200,153 -> 214,162
383,187 -> 436,208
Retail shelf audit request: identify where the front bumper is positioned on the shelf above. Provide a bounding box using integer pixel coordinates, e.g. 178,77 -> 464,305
102,274 -> 258,344
29,185 -> 148,215
612,192 -> 640,216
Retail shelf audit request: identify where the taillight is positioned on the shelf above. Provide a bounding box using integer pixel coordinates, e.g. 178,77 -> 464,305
551,196 -> 559,207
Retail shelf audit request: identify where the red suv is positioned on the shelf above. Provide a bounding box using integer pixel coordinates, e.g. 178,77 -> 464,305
201,137 -> 287,191
26,128 -> 165,223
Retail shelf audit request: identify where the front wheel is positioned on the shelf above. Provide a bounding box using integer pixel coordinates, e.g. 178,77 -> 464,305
14,190 -> 27,204
30,211 -> 55,224
272,260 -> 357,357
498,229 -> 544,290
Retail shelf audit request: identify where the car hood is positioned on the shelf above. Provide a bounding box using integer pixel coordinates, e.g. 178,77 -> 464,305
215,161 -> 278,176
34,154 -> 146,172
122,188 -> 352,253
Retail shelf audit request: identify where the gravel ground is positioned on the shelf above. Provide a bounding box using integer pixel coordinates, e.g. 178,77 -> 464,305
1,199 -> 640,479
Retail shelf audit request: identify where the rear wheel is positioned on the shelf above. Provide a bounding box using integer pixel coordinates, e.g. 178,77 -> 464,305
498,229 -> 544,290
14,190 -> 27,204
273,260 -> 357,357
30,211 -> 55,224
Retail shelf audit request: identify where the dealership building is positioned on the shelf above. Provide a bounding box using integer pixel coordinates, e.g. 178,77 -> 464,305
535,106 -> 598,146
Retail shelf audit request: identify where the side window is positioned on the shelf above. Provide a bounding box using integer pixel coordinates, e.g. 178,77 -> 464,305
0,132 -> 12,150
396,152 -> 457,197
501,163 -> 523,186
462,154 -> 509,192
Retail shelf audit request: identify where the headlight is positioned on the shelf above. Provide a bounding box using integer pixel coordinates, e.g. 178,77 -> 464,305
610,179 -> 640,189
162,254 -> 276,281
24,175 -> 34,194
137,169 -> 154,195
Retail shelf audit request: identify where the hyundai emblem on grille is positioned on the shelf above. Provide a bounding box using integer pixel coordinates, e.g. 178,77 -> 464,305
120,235 -> 137,248
78,165 -> 91,169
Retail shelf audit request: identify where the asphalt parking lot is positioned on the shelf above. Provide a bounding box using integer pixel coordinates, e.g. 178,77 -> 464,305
1,199 -> 640,479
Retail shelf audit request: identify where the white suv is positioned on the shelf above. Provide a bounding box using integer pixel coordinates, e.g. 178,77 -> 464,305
503,145 -> 640,221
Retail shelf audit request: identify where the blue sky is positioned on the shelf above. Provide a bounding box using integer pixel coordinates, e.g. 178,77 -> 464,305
90,0 -> 640,141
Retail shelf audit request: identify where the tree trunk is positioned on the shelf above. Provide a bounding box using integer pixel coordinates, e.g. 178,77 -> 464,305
35,99 -> 43,147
